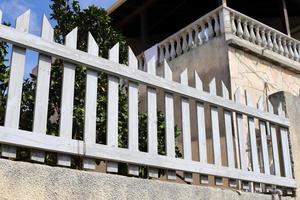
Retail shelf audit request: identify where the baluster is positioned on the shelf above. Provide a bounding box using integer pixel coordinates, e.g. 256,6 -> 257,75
2,10 -> 30,158
106,43 -> 120,173
127,47 -> 140,176
164,43 -> 171,61
257,97 -> 270,175
57,27 -> 78,167
242,20 -> 250,41
83,33 -> 98,170
182,32 -> 188,53
195,71 -> 208,184
249,22 -> 256,43
207,17 -> 214,39
147,57 -> 159,178
199,23 -> 205,45
267,100 -> 280,176
294,43 -> 299,62
255,26 -> 262,46
278,103 -> 292,178
234,88 -> 249,191
159,45 -> 164,64
31,16 -> 53,163
209,78 -> 223,186
176,36 -> 182,56
267,30 -> 273,50
283,38 -> 289,57
231,14 -> 237,35
288,40 -> 294,60
261,28 -> 267,47
213,13 -> 220,36
170,39 -> 176,59
180,69 -> 193,183
187,28 -> 194,48
193,25 -> 199,46
237,17 -> 243,38
278,36 -> 284,55
164,60 -> 176,180
272,33 -> 279,53
222,82 -> 236,188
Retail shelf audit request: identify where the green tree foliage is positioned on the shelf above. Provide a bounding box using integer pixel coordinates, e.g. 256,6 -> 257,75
0,0 -> 182,177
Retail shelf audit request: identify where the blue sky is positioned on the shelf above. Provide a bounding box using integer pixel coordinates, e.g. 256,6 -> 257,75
0,0 -> 116,78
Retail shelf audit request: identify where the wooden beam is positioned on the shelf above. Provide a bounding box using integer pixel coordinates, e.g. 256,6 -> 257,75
280,0 -> 291,36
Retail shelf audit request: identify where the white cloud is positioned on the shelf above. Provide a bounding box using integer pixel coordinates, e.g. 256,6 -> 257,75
0,0 -> 40,35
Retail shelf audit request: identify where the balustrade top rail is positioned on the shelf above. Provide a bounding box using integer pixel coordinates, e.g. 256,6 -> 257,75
0,9 -> 296,193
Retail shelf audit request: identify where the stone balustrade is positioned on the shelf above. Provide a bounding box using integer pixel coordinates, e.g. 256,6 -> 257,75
157,7 -> 223,64
227,7 -> 300,63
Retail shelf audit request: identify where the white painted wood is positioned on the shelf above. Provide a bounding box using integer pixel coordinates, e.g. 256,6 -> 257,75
245,90 -> 260,173
209,78 -> 222,166
222,82 -> 235,168
180,69 -> 192,182
83,33 -> 98,170
147,57 -> 158,178
257,97 -> 270,175
278,104 -> 292,178
127,47 -> 139,176
0,24 -> 290,126
31,15 -> 54,162
0,9 -> 2,23
234,88 -> 247,170
267,100 -> 280,176
2,10 -> 30,158
57,27 -> 77,167
0,125 -> 296,188
106,43 -> 120,173
164,60 -> 176,179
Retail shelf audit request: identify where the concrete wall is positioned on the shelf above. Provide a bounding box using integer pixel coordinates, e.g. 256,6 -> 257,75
0,158 -> 293,200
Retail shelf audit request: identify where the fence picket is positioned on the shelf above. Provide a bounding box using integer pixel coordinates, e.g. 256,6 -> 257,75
82,33 -> 98,170
209,78 -> 222,185
2,10 -> 30,158
57,27 -> 78,167
147,57 -> 158,178
31,16 -> 54,162
106,43 -> 120,173
164,60 -> 176,180
278,103 -> 293,178
180,69 -> 193,183
195,71 -> 208,184
268,100 -> 280,176
127,47 -> 139,176
257,97 -> 270,175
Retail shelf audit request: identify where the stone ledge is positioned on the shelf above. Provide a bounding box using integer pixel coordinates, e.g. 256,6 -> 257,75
0,159 -> 294,200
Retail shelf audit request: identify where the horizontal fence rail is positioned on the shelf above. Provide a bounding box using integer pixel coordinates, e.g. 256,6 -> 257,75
0,9 -> 296,193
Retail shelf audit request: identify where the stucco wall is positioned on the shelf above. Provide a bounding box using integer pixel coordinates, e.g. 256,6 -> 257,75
0,158 -> 293,200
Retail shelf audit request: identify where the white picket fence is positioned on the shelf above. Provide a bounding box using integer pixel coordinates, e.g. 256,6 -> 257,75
0,10 -> 296,192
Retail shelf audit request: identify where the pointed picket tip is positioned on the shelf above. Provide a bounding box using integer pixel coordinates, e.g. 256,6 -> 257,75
221,81 -> 229,100
257,96 -> 263,111
0,9 -> 2,23
109,43 -> 120,63
234,88 -> 241,103
180,68 -> 188,86
245,90 -> 254,107
164,59 -> 172,81
147,56 -> 156,75
194,71 -> 203,91
267,99 -> 274,114
16,9 -> 31,33
41,15 -> 54,41
65,27 -> 78,49
209,78 -> 216,95
128,47 -> 138,69
87,32 -> 98,56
